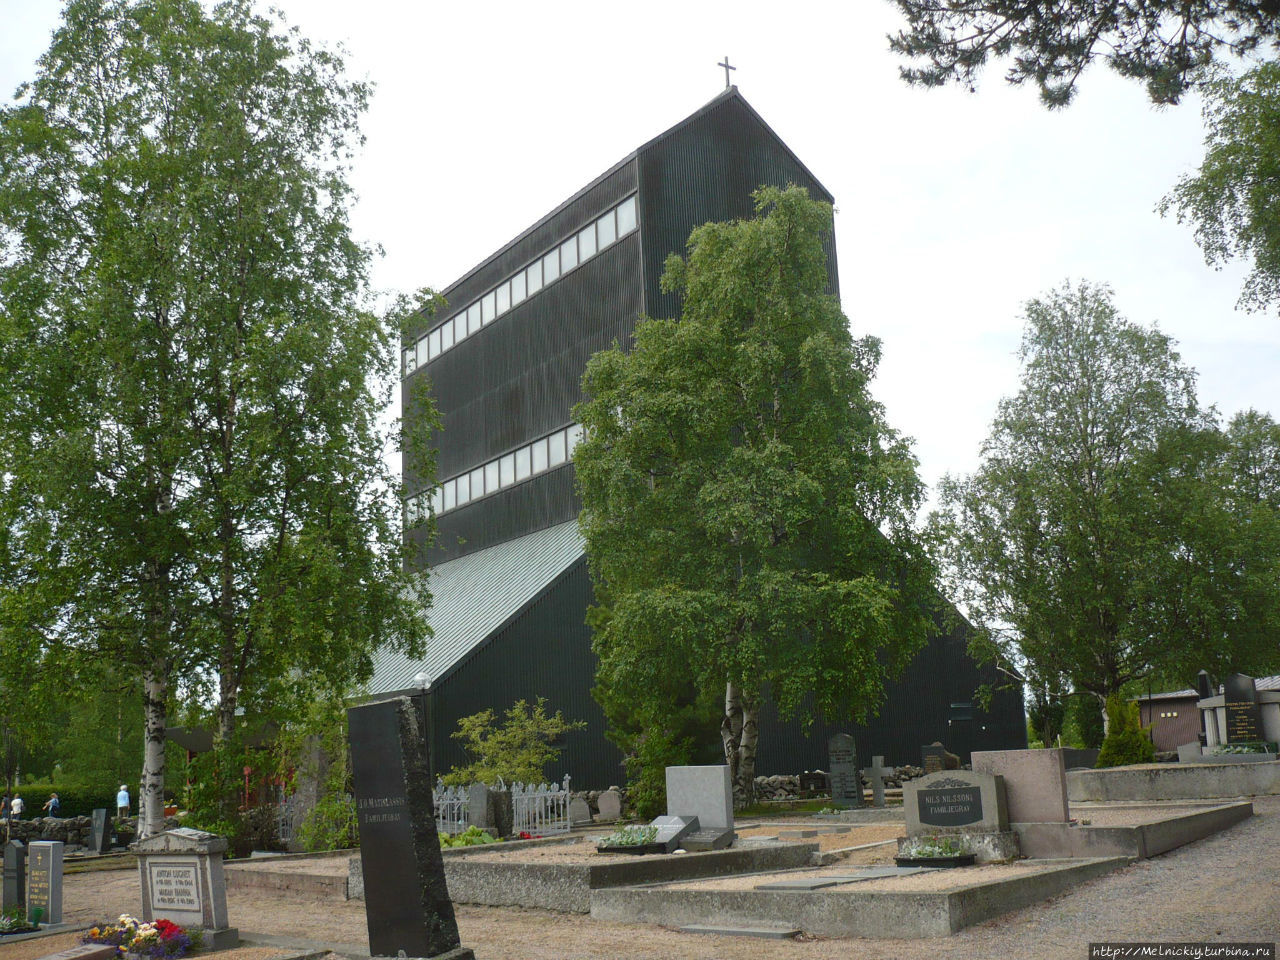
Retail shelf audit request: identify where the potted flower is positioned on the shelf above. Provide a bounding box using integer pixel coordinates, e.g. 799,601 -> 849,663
894,834 -> 976,868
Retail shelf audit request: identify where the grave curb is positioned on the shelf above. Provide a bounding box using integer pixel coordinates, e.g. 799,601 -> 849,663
433,841 -> 819,913
1067,760 -> 1280,801
588,856 -> 1128,938
1013,800 -> 1253,858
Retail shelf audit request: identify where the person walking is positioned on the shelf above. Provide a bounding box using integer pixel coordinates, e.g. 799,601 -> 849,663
116,784 -> 130,818
42,792 -> 60,817
10,794 -> 23,820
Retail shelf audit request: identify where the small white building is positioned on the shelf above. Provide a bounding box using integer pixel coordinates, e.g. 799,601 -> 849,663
1199,675 -> 1280,748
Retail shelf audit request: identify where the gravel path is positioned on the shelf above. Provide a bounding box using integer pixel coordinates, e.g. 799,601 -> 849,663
16,796 -> 1279,960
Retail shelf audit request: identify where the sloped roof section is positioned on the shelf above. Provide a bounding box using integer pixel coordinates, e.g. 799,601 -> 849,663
369,519 -> 585,695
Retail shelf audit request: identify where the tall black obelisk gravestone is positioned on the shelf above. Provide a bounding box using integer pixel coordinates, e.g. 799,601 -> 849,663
348,696 -> 473,960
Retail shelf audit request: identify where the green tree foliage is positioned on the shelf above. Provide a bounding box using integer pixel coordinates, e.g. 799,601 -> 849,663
574,185 -> 937,806
272,691 -> 358,852
0,0 -> 433,834
933,282 -> 1280,727
442,699 -> 585,787
1163,63 -> 1280,311
1096,694 -> 1156,767
888,1 -> 1280,107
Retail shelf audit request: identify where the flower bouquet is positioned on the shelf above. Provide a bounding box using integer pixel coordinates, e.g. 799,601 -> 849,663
82,914 -> 202,958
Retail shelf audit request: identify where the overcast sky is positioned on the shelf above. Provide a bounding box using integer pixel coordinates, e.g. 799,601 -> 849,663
3,0 -> 1276,505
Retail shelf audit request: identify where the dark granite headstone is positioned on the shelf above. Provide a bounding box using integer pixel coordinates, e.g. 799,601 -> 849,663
1223,673 -> 1263,744
921,743 -> 946,774
2,840 -> 24,911
827,734 -> 864,808
90,809 -> 111,855
798,771 -> 828,798
1195,670 -> 1213,701
648,815 -> 699,852
348,696 -> 474,960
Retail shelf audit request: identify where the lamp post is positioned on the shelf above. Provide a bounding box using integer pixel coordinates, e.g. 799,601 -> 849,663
412,671 -> 432,781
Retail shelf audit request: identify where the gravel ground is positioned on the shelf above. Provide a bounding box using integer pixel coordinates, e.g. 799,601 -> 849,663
9,796 -> 1278,960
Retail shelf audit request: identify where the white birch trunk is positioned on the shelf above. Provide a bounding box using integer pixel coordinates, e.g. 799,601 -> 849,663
720,680 -> 743,795
735,695 -> 759,807
141,668 -> 169,839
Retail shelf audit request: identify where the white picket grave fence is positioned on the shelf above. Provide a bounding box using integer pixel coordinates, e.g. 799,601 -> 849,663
433,779 -> 469,836
512,774 -> 572,836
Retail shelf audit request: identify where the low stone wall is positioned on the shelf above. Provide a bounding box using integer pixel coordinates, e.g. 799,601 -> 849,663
1067,761 -> 1280,801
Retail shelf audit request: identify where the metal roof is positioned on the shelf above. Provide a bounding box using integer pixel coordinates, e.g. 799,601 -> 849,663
369,519 -> 585,695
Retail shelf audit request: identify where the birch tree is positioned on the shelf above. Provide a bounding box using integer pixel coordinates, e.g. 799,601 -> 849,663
574,186 -> 936,806
0,0 -> 431,833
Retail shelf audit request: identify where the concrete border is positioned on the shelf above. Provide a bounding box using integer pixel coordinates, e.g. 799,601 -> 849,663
589,857 -> 1127,938
1015,801 -> 1253,858
342,840 -> 819,912
1068,761 -> 1280,801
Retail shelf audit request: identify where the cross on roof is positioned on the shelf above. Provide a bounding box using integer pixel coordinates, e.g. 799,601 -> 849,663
718,57 -> 736,89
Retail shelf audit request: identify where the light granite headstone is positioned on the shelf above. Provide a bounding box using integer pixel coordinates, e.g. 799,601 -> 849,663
971,748 -> 1069,823
861,756 -> 893,808
666,765 -> 734,851
900,769 -> 1020,865
27,840 -> 63,924
134,828 -> 236,950
568,797 -> 592,826
597,789 -> 623,821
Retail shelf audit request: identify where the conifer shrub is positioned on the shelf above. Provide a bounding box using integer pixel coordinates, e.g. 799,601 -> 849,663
1096,693 -> 1156,767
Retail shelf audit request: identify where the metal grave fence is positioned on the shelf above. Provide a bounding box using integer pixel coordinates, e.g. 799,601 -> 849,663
433,780 -> 469,836
512,774 -> 572,836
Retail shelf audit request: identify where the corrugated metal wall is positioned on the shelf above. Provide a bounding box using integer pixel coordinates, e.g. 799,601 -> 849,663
425,558 -> 625,787
637,93 -> 840,323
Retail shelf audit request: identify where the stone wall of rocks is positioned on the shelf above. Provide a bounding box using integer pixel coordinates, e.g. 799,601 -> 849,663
752,766 -> 932,802
2,814 -> 180,848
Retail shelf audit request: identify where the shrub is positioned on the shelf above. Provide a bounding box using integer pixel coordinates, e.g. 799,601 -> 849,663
1096,694 -> 1155,767
10,782 -> 119,819
439,825 -> 497,848
441,698 -> 584,786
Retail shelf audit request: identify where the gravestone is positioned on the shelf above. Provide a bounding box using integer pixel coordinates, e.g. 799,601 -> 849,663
348,695 -> 474,960
26,840 -> 63,924
597,789 -> 623,821
666,766 -> 734,851
134,829 -> 237,950
2,840 -> 23,912
971,748 -> 1069,824
827,734 -> 864,808
797,771 -> 827,798
861,756 -> 893,808
1224,673 -> 1264,744
467,784 -> 495,833
648,815 -> 699,853
89,809 -> 111,855
568,797 -> 592,826
921,741 -> 959,773
901,770 -> 1018,862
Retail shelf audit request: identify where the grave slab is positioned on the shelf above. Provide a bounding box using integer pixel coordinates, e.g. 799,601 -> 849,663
755,878 -> 841,891
649,815 -> 699,853
28,947 -> 117,960
681,828 -> 734,852
972,748 -> 1069,823
679,924 -> 800,939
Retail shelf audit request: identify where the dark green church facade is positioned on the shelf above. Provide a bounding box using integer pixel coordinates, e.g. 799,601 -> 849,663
372,88 -> 1026,786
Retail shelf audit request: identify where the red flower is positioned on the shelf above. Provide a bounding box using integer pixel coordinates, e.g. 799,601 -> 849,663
154,919 -> 182,939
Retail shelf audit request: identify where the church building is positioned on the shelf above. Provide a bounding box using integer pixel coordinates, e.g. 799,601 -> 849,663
369,86 -> 1026,785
